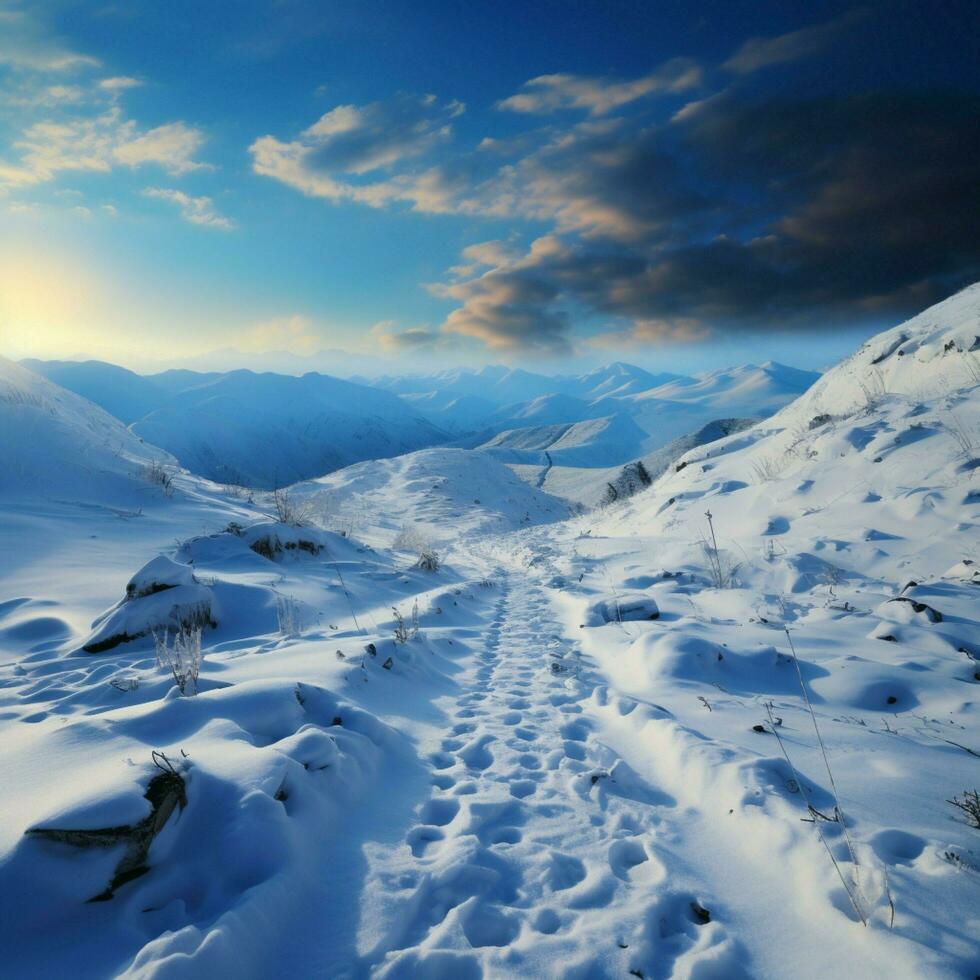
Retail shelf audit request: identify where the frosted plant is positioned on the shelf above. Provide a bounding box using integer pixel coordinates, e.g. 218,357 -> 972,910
276,594 -> 303,638
153,626 -> 203,696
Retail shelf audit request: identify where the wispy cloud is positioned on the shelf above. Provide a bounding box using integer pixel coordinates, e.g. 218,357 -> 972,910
0,4 -> 100,73
250,94 -> 464,205
143,187 -> 235,230
239,314 -> 321,353
496,59 -> 702,115
723,10 -> 865,75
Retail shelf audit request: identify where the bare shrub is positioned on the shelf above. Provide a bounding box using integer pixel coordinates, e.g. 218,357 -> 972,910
142,461 -> 174,497
392,607 -> 409,644
394,523 -> 430,553
701,509 -> 740,588
273,487 -> 313,527
415,548 -> 441,572
394,523 -> 441,570
947,789 -> 980,829
276,594 -> 303,638
750,454 -> 785,482
392,600 -> 422,643
944,413 -> 978,459
153,626 -> 203,695
857,368 -> 887,414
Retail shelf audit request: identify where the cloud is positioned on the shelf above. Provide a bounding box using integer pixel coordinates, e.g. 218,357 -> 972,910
143,187 -> 235,230
723,10 -> 865,75
589,317 -> 710,348
254,43 -> 980,351
239,315 -> 320,354
427,85 -> 980,351
497,59 -> 703,115
249,95 -> 464,205
0,10 -> 209,194
0,6 -> 100,72
2,110 -> 211,190
98,76 -> 142,93
371,324 -> 441,351
114,121 -> 209,175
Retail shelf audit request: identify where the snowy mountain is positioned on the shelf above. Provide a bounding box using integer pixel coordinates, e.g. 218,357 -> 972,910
129,371 -> 448,489
369,364 -> 558,404
20,358 -> 168,425
563,361 -> 683,400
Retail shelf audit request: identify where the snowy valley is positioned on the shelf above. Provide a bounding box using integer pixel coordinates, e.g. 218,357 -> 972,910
1,286 -> 979,979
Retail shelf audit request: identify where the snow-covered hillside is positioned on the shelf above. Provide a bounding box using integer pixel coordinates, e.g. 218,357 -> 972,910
1,286 -> 977,979
290,447 -> 571,549
478,413 -> 649,468
0,356 -> 170,501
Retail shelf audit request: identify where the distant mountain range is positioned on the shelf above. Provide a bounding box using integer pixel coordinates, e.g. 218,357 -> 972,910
19,357 -> 819,488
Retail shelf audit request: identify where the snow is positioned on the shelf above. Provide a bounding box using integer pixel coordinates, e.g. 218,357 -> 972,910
1,285 -> 979,978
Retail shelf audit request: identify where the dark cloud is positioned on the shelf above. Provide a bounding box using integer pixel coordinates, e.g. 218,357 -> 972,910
439,88 -> 980,350
254,59 -> 980,352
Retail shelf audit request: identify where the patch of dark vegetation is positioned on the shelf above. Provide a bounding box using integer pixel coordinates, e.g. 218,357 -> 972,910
26,752 -> 187,902
604,460 -> 652,505
84,630 -> 145,654
250,535 -> 322,560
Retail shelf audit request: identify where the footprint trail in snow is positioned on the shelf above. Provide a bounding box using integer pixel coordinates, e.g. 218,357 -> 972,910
356,569 -> 718,979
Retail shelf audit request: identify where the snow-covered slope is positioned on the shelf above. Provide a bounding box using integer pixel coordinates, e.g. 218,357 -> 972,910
0,357 -> 170,501
498,284 -> 979,977
479,413 -> 649,468
399,390 -> 499,434
517,416 -> 758,507
290,447 -> 571,549
131,371 -> 447,489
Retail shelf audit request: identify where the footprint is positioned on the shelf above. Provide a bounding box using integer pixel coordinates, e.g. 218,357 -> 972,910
421,797 -> 460,827
432,774 -> 455,790
510,779 -> 537,799
460,735 -> 494,771
487,826 -> 522,845
430,751 -> 456,770
514,727 -> 536,742
461,902 -> 520,948
608,838 -> 649,880
531,908 -> 561,934
559,719 -> 591,742
544,852 -> 587,891
502,711 -> 522,725
408,825 -> 445,857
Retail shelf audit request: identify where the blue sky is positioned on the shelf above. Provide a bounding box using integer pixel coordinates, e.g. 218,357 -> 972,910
1,1 -> 978,375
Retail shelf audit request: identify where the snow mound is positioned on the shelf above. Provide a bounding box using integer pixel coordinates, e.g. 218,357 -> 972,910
293,448 -> 571,548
